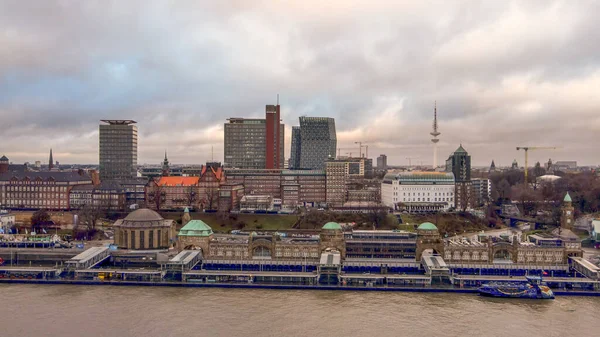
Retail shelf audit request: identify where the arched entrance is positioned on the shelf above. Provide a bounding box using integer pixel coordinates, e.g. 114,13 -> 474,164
253,246 -> 272,258
493,249 -> 512,263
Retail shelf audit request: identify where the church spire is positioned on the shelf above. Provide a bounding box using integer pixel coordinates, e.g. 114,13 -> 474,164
49,148 -> 54,170
162,150 -> 170,177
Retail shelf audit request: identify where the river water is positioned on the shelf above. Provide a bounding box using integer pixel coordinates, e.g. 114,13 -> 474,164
1,284 -> 597,337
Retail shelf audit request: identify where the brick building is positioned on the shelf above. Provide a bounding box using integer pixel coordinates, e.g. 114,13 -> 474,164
0,170 -> 93,210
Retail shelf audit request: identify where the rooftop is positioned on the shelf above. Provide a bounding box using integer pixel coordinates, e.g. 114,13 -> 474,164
0,171 -> 91,182
124,208 -> 163,222
384,171 -> 454,182
100,120 -> 137,125
322,222 -> 342,230
418,222 -> 438,231
178,220 -> 213,237
157,176 -> 200,186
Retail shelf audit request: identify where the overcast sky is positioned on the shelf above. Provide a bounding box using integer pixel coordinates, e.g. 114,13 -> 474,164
1,0 -> 599,167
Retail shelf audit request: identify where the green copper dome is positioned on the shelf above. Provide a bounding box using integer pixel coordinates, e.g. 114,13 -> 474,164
178,220 -> 213,237
322,222 -> 342,230
564,192 -> 572,202
184,207 -> 189,213
418,222 -> 438,231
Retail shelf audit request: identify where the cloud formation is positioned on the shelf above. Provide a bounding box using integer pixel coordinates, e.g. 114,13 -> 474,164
1,0 -> 599,167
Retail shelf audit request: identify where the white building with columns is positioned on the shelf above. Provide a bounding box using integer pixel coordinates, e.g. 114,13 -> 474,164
381,171 -> 455,213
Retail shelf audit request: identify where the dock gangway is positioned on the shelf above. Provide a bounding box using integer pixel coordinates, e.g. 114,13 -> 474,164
421,255 -> 450,278
164,250 -> 202,272
65,247 -> 110,270
570,257 -> 600,280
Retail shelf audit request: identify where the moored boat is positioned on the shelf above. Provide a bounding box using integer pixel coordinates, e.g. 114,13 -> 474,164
478,276 -> 554,299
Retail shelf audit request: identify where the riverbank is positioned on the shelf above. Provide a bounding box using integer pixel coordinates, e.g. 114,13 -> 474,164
1,278 -> 599,296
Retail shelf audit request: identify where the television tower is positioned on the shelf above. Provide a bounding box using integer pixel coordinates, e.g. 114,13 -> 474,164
430,102 -> 440,169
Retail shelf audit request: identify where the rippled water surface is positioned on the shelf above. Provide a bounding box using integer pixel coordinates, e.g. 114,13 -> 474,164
0,284 -> 597,337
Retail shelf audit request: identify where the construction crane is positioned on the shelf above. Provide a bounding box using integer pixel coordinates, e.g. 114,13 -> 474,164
516,146 -> 558,187
406,157 -> 419,168
336,148 -> 355,158
354,142 -> 367,158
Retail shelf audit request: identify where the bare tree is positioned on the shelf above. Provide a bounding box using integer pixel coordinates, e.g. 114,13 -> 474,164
147,181 -> 165,210
78,204 -> 105,231
186,186 -> 197,209
205,187 -> 218,210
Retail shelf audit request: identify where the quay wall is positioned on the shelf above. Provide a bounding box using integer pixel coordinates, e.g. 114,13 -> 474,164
1,278 -> 600,296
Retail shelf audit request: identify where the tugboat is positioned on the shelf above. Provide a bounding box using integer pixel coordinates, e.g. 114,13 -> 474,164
478,276 -> 554,299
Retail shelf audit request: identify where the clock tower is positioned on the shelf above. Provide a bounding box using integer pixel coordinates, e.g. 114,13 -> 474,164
561,192 -> 574,230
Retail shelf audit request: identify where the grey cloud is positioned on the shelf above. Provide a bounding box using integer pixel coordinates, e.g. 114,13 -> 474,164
0,1 -> 598,166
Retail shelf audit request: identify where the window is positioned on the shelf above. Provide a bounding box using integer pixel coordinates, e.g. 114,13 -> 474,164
157,230 -> 161,246
130,231 -> 135,248
149,230 -> 154,248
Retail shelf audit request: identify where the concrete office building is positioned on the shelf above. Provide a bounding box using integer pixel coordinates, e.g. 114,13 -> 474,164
224,107 -> 285,170
381,171 -> 455,213
377,154 -> 387,170
99,120 -> 138,181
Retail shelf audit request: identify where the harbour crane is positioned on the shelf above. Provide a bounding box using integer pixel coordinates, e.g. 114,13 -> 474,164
516,146 -> 558,187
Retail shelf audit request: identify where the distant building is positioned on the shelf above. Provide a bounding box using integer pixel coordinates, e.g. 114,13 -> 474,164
289,126 -> 302,169
224,106 -> 285,170
70,181 -> 126,211
489,160 -> 496,173
218,183 -> 244,212
161,152 -> 170,177
0,211 -> 15,233
224,168 -> 326,208
117,178 -> 148,208
240,195 -> 274,212
0,171 -> 93,210
554,161 -> 578,171
298,117 -> 337,170
377,154 -> 387,170
325,161 -> 348,207
381,171 -> 455,213
471,178 -> 491,207
99,120 -> 138,181
198,162 -> 224,210
146,176 -> 200,211
265,104 -> 284,169
445,145 -> 472,210
0,156 -> 8,174
511,159 -> 519,170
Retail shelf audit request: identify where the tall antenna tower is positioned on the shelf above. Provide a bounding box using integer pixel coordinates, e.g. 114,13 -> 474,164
430,101 -> 441,169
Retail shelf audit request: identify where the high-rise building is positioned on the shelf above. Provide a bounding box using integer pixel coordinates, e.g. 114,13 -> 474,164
377,154 -> 387,170
224,107 -> 285,170
289,126 -> 301,169
298,117 -> 336,170
471,178 -> 491,207
265,104 -> 284,169
325,161 -> 347,207
445,144 -> 472,210
224,118 -> 266,169
99,120 -> 138,181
